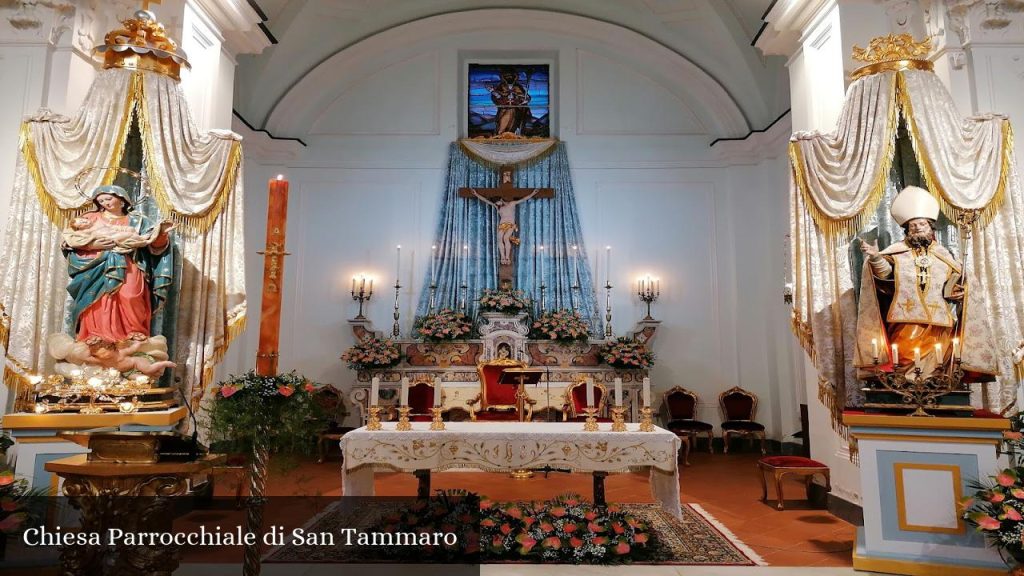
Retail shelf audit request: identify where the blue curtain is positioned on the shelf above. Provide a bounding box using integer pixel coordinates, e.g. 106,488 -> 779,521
417,142 -> 601,332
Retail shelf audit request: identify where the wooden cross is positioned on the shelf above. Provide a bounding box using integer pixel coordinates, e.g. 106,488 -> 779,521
141,0 -> 161,10
458,165 -> 554,286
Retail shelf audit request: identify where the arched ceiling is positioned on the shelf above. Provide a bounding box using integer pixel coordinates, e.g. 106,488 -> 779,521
235,0 -> 787,137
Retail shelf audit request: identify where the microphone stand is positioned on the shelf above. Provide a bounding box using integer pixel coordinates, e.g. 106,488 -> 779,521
176,382 -> 200,462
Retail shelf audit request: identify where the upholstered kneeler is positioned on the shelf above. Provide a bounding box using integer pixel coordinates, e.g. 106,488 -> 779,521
757,456 -> 830,511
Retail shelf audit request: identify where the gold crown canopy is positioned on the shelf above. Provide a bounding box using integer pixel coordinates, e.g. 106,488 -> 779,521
851,34 -> 933,80
92,9 -> 190,81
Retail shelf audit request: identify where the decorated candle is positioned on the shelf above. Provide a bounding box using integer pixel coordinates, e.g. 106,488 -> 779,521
642,377 -> 651,407
586,379 -> 595,408
891,344 -> 899,365
953,337 -> 960,359
614,377 -> 623,406
913,347 -> 921,365
370,377 -> 380,407
935,342 -> 942,359
433,380 -> 442,407
400,377 -> 409,406
871,338 -> 878,360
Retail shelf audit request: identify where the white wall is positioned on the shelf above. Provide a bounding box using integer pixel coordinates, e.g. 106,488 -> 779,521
229,17 -> 800,436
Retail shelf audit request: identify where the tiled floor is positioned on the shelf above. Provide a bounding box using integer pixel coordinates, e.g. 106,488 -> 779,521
236,449 -> 857,568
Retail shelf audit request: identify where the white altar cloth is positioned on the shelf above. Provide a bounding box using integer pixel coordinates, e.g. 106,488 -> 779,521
340,421 -> 682,518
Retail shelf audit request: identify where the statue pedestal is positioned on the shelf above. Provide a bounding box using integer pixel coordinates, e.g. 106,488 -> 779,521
845,412 -> 1009,576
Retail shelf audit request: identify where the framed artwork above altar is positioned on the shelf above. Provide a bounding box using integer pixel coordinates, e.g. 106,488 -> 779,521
465,59 -> 553,139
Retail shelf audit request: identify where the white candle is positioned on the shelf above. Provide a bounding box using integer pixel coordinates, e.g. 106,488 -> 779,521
586,379 -> 595,408
953,337 -> 960,359
642,377 -> 651,408
395,245 -> 401,279
430,245 -> 437,283
914,347 -> 921,365
433,380 -> 442,407
891,344 -> 899,365
463,245 -> 470,287
572,245 -> 579,285
935,342 -> 942,359
614,377 -> 623,406
400,377 -> 409,406
370,377 -> 380,406
871,338 -> 878,360
605,246 -> 611,285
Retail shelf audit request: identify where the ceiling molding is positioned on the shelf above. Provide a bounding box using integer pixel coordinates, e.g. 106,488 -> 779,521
755,0 -> 836,57
265,8 -> 750,139
188,0 -> 271,55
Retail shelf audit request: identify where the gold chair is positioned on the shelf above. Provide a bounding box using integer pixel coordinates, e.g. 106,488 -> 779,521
563,377 -> 611,422
719,386 -> 766,454
468,358 -> 535,421
663,386 -> 714,454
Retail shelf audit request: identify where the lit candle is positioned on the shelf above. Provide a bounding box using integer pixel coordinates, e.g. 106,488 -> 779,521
433,380 -> 442,407
891,344 -> 899,365
642,377 -> 651,408
935,342 -> 942,359
605,246 -> 612,285
370,376 -> 380,407
368,276 -> 373,296
400,376 -> 409,406
953,337 -> 960,359
614,377 -> 623,406
586,379 -> 595,408
538,245 -> 545,279
395,245 -> 401,279
352,276 -> 356,294
655,278 -> 660,296
914,347 -> 921,365
572,245 -> 579,285
431,245 -> 437,283
871,338 -> 878,360
463,244 -> 470,286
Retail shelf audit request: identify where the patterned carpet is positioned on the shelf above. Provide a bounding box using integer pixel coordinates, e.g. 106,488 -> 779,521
264,501 -> 764,566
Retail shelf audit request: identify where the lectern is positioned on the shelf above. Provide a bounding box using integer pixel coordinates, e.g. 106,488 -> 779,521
498,367 -> 542,422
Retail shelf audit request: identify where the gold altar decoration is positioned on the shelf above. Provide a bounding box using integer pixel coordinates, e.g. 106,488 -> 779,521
611,406 -> 626,432
32,370 -> 165,415
93,8 -> 191,81
786,34 -> 1024,430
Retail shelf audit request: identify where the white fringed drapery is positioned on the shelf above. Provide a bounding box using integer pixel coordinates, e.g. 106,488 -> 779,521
789,68 -> 1024,428
0,67 -> 246,411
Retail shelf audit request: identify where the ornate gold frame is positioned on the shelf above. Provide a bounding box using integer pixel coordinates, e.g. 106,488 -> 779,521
468,358 -> 533,420
563,376 -> 608,420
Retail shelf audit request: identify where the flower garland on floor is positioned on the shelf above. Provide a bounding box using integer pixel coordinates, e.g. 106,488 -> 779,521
478,289 -> 530,314
416,308 -> 473,341
600,338 -> 655,369
531,309 -> 590,342
341,337 -> 401,370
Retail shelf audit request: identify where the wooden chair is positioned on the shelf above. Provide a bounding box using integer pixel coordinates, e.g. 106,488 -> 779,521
468,358 -> 535,421
563,377 -> 611,422
662,386 -> 714,454
316,386 -> 354,463
719,386 -> 766,454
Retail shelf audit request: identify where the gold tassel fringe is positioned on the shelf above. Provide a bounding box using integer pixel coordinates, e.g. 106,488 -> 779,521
458,138 -> 559,170
19,124 -> 90,228
198,311 -> 248,405
817,376 -> 849,439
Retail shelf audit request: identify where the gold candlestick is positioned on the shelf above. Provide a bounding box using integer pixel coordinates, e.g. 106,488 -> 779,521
583,407 -> 599,431
639,406 -> 654,432
396,406 -> 412,431
611,406 -> 626,431
429,407 -> 445,430
366,405 -> 382,430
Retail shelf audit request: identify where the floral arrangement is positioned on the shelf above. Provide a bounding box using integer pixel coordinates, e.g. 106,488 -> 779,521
478,288 -> 530,314
531,309 -> 590,342
479,493 -> 656,563
962,412 -> 1024,567
206,371 -> 326,456
415,308 -> 473,341
0,468 -> 46,536
341,337 -> 401,370
375,490 -> 481,562
600,338 -> 655,369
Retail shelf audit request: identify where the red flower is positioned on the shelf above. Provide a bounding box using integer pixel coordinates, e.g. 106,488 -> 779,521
614,542 -> 630,555
1003,506 -> 1023,522
998,471 -> 1017,487
562,522 -> 578,533
500,523 -> 513,535
634,533 -> 649,543
506,507 -> 523,519
303,383 -> 316,392
549,506 -> 567,517
592,536 -> 608,545
570,537 -> 584,548
990,492 -> 1007,503
542,536 -> 562,549
480,518 -> 496,527
539,521 -> 554,532
973,513 -> 1001,530
277,386 -> 294,397
611,522 -> 625,534
220,385 -> 238,398
587,522 -> 604,532
517,536 -> 537,554
0,472 -> 14,487
480,499 -> 494,510
584,511 -> 597,521
522,516 -> 537,528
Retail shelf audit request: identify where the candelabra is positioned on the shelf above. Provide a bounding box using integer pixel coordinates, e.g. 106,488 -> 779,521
366,406 -> 382,430
351,275 -> 373,320
33,369 -> 152,415
392,279 -> 401,337
583,407 -> 599,432
611,406 -> 626,432
637,276 -> 660,321
604,281 -> 613,339
639,407 -> 654,432
429,407 -> 445,430
396,406 -> 412,431
866,357 -> 966,417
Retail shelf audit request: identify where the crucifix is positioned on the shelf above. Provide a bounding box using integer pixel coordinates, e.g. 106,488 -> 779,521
458,165 -> 553,286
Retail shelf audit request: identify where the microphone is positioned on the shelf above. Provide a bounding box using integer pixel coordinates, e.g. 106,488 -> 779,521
176,377 -> 200,462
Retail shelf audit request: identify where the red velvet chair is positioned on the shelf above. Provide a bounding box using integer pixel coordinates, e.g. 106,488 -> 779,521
563,378 -> 612,422
468,358 -> 534,421
719,386 -> 766,454
407,377 -> 442,422
662,386 -> 714,453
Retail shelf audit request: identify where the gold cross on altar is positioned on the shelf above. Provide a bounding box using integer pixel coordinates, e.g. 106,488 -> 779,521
141,0 -> 161,11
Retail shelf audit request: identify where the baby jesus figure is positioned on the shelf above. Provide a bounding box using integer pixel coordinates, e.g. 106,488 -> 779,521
82,339 -> 177,377
66,215 -> 163,254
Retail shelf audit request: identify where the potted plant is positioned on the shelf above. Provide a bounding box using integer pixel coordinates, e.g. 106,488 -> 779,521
341,337 -> 402,370
477,288 -> 530,314
415,308 -> 473,341
962,413 -> 1024,573
530,309 -> 590,342
600,338 -> 655,370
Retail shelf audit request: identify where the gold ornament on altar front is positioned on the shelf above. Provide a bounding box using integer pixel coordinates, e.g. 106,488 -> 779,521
32,370 -> 155,415
851,34 -> 934,80
92,8 -> 191,81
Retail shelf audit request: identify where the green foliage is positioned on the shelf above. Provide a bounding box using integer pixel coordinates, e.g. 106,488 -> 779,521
205,371 -> 326,457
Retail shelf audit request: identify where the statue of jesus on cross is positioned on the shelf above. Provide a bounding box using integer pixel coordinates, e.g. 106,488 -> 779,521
459,165 -> 553,273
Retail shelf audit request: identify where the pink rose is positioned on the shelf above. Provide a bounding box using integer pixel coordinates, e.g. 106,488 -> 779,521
614,542 -> 631,555
990,492 -> 1007,503
542,536 -> 562,549
303,383 -> 316,392
220,385 -> 238,398
974,514 -> 1002,530
562,522 -> 578,533
278,386 -> 294,397
634,533 -> 649,543
0,472 -> 14,487
998,471 -> 1017,487
1003,506 -> 1023,521
570,536 -> 584,548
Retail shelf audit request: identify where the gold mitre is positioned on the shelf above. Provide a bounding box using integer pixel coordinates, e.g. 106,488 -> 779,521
891,186 -> 939,226
92,9 -> 190,81
851,34 -> 933,80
